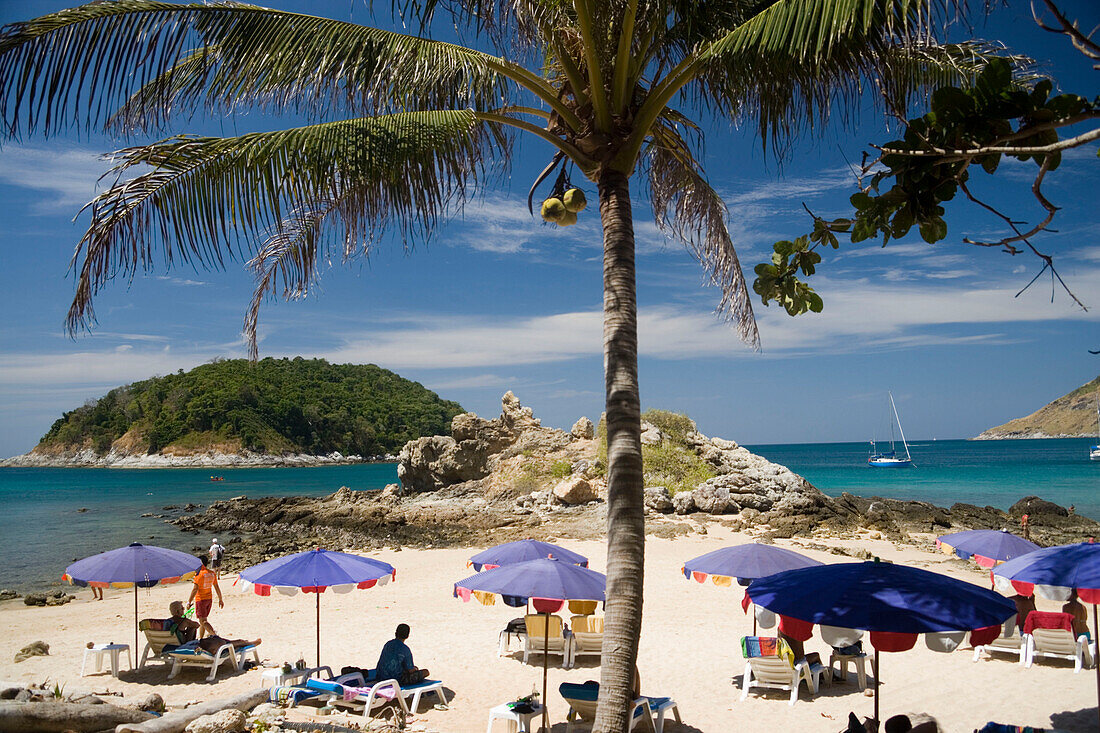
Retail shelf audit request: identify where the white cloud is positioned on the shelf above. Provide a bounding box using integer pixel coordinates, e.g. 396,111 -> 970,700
155,276 -> 209,287
0,145 -> 107,212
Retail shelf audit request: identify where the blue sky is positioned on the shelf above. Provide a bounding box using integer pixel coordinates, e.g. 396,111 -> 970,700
0,1 -> 1097,457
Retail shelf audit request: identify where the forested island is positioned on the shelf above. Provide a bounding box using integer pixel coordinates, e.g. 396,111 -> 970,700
4,358 -> 463,466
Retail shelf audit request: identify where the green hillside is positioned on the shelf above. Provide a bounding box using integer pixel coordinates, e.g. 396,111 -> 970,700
38,358 -> 463,457
975,376 -> 1100,439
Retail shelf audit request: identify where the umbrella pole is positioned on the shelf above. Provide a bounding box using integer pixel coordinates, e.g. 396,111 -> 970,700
1093,604 -> 1099,733
316,593 -> 321,669
134,587 -> 139,659
873,648 -> 880,724
542,611 -> 550,733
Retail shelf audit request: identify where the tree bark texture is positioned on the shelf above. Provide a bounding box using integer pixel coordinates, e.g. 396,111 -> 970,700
0,701 -> 152,733
592,168 -> 645,733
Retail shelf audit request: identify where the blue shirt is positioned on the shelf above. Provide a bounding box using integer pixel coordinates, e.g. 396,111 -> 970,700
376,638 -> 413,680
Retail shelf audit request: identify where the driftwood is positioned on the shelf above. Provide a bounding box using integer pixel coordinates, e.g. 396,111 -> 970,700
115,688 -> 268,733
0,701 -> 153,732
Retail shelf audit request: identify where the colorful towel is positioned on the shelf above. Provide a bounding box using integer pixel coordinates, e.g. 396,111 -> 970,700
1024,611 -> 1074,635
268,685 -> 320,706
741,636 -> 788,659
342,684 -> 397,702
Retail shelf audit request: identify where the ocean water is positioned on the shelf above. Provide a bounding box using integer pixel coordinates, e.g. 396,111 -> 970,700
1,439 -> 1097,591
747,438 -> 1100,520
0,464 -> 398,591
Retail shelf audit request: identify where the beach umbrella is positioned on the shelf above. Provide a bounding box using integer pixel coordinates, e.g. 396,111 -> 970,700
747,561 -> 1015,723
993,542 -> 1100,731
237,548 -> 395,667
468,539 -> 588,571
936,529 -> 1039,568
455,557 -> 606,730
63,542 -> 201,656
682,543 -> 823,633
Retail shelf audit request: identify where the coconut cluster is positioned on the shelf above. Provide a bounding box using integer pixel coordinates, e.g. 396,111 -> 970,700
541,188 -> 587,226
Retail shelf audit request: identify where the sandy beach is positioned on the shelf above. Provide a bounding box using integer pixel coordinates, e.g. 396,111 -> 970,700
1,527 -> 1096,732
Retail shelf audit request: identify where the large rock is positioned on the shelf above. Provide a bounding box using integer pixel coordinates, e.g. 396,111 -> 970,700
672,491 -> 696,515
639,421 -> 663,445
1010,495 -> 1068,517
644,487 -> 673,513
397,435 -> 491,491
571,417 -> 595,440
552,477 -> 598,505
691,483 -> 731,514
184,708 -> 247,733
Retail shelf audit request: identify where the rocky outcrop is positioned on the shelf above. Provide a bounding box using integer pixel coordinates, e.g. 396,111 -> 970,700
398,392 -> 574,492
1,449 -> 372,468
552,476 -> 598,505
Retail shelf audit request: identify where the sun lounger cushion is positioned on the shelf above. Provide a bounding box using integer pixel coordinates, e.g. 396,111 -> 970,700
306,678 -> 345,694
1024,611 -> 1074,634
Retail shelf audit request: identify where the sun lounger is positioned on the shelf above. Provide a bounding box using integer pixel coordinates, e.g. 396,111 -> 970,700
740,635 -> 830,706
972,613 -> 1026,665
560,681 -> 681,733
523,614 -> 572,668
337,670 -> 448,712
1023,612 -> 1094,672
137,619 -> 180,668
165,639 -> 260,682
307,676 -> 409,718
570,614 -> 603,664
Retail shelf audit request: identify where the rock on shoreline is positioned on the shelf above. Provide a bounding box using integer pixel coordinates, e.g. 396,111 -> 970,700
169,393 -> 1100,574
0,449 -> 393,468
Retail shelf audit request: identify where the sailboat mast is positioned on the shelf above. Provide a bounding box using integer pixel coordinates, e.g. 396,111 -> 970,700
889,392 -> 911,461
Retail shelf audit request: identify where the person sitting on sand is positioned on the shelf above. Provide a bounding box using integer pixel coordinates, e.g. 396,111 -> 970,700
165,601 -> 199,644
376,623 -> 429,686
1062,590 -> 1090,640
1011,593 -> 1036,634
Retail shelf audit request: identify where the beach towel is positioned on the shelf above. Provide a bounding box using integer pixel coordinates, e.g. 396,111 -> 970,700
341,684 -> 397,702
268,685 -> 320,706
969,625 -> 1002,647
1024,611 -> 1074,635
741,636 -> 793,664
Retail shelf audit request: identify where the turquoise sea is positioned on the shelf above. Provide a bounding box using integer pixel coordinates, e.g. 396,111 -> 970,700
1,438 -> 1097,591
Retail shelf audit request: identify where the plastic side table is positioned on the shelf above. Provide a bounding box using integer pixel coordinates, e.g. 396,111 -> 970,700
81,643 -> 132,677
487,702 -> 544,733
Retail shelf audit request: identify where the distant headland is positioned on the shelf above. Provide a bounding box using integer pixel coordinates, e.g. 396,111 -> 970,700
1,357 -> 462,467
974,375 -> 1100,440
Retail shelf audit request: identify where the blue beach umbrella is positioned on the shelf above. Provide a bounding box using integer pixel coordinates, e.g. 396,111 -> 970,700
748,561 -> 1014,723
936,529 -> 1039,567
468,539 -> 589,572
63,543 -> 201,657
993,542 -> 1100,731
683,543 -> 823,633
455,558 -> 606,727
238,548 -> 395,667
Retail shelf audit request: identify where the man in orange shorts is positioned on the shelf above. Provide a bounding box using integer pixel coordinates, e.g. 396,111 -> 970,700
187,555 -> 224,639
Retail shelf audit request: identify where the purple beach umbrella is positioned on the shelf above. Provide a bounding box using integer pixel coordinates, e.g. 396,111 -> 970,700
468,539 -> 589,572
237,548 -> 395,667
936,529 -> 1039,567
63,542 -> 201,656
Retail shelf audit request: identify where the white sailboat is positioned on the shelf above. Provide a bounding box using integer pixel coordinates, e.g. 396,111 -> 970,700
1090,393 -> 1100,461
869,392 -> 913,467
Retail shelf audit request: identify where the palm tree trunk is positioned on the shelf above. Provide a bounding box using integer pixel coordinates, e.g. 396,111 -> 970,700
592,168 -> 645,733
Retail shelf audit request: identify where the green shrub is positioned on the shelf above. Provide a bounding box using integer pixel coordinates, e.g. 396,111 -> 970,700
641,409 -> 697,445
549,460 -> 572,479
642,440 -> 714,495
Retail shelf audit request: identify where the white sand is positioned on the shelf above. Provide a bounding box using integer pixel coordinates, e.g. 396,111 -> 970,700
1,527 -> 1096,732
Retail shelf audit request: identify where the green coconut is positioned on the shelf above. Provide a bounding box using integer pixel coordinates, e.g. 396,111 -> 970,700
563,188 -> 587,212
556,210 -> 578,227
541,197 -> 567,222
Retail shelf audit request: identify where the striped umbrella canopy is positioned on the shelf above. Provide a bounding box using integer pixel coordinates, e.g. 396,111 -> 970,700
63,543 -> 201,655
748,561 -> 1014,724
468,539 -> 588,572
238,548 -> 395,667
936,529 -> 1039,568
993,542 -> 1100,732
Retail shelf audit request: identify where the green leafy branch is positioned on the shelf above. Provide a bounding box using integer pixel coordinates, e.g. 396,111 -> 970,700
755,2 -> 1100,316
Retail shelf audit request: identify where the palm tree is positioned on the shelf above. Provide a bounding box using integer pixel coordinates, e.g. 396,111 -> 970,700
1,1 -> 1008,728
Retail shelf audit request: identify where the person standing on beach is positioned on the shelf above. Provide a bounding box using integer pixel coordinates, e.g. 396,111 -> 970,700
208,538 -> 225,577
187,556 -> 223,639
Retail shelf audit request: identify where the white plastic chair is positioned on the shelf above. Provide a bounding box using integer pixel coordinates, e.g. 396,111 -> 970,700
973,614 -> 1026,665
1026,629 -> 1095,673
570,614 -> 604,664
821,625 -> 868,691
523,614 -> 572,668
740,656 -> 830,706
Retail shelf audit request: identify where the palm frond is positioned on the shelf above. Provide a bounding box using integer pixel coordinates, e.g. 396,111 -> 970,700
0,1 -> 509,137
68,110 -> 503,332
645,116 -> 759,348
692,0 -> 960,149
